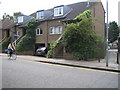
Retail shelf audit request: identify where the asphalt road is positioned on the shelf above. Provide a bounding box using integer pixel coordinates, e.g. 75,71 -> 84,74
1,56 -> 119,88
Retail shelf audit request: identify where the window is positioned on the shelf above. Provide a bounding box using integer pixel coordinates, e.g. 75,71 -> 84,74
56,26 -> 62,34
50,27 -> 55,34
36,11 -> 44,19
54,7 -> 63,16
36,28 -> 43,35
18,16 -> 23,23
49,26 -> 62,34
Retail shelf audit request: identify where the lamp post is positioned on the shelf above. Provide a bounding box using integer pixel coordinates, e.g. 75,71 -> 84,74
106,0 -> 109,67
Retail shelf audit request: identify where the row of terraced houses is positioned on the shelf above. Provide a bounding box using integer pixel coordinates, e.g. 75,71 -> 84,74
0,1 -> 105,59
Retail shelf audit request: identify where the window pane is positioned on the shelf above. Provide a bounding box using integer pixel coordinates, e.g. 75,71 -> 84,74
54,8 -> 58,16
55,27 -> 59,34
36,12 -> 44,19
40,29 -> 43,34
54,7 -> 63,16
57,26 -> 62,34
59,26 -> 62,34
50,27 -> 54,34
18,16 -> 23,23
36,29 -> 40,35
59,7 -> 62,14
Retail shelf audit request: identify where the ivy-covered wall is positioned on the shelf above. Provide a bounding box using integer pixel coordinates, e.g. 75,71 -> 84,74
16,19 -> 40,55
47,10 -> 105,60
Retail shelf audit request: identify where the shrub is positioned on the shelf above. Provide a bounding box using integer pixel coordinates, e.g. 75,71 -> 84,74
16,35 -> 35,51
0,37 -> 11,52
47,40 -> 59,58
16,19 -> 40,52
62,10 -> 105,60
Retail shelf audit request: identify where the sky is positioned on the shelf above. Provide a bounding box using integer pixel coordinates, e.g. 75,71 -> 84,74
0,0 -> 119,25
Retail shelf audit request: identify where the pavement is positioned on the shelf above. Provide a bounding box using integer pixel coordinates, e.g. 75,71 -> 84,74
1,49 -> 120,73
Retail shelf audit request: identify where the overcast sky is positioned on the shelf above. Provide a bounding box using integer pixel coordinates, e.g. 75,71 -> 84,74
0,0 -> 119,25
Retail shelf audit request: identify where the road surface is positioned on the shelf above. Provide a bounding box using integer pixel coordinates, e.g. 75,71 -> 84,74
1,55 -> 119,88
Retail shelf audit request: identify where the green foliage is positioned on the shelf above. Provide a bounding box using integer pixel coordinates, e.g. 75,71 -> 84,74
62,10 -> 105,60
0,37 -> 11,52
16,19 -> 40,52
2,12 -> 22,21
108,21 -> 119,43
47,40 -> 59,58
25,19 -> 40,37
74,9 -> 92,20
118,37 -> 120,53
16,35 -> 35,51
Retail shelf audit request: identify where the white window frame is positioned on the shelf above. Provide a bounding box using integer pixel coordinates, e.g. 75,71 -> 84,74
49,27 -> 55,34
56,26 -> 62,34
36,28 -> 43,35
36,11 -> 44,19
49,26 -> 62,34
18,16 -> 23,23
54,7 -> 63,16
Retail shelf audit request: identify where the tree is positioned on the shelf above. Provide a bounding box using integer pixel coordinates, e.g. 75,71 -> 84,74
13,12 -> 22,22
2,12 -> 22,22
16,19 -> 40,52
2,13 -> 10,19
108,21 -> 119,43
62,10 -> 105,60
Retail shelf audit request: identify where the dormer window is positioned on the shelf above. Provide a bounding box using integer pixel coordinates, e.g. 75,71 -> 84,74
18,16 -> 23,23
54,6 -> 63,16
36,11 -> 44,19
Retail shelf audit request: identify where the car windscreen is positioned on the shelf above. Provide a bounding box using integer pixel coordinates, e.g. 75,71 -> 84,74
37,47 -> 46,51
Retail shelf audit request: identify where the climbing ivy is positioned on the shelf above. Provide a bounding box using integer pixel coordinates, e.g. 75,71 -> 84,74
16,19 -> 40,52
62,10 -> 105,60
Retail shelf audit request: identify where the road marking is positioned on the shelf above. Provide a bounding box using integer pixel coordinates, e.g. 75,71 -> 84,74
18,58 -> 119,74
2,55 -> 119,74
38,61 -> 119,74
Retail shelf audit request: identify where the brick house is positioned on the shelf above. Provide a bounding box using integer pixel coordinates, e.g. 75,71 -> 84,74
15,14 -> 34,38
0,18 -> 15,42
30,1 -> 105,52
0,1 -> 105,57
0,14 -> 34,43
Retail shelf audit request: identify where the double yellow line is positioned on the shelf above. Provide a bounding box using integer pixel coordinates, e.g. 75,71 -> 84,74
18,57 -> 119,74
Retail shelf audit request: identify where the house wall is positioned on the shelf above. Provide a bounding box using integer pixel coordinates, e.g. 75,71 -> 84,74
1,30 -> 6,39
16,27 -> 24,38
47,19 -> 65,43
91,2 -> 105,39
35,19 -> 65,47
36,21 -> 47,45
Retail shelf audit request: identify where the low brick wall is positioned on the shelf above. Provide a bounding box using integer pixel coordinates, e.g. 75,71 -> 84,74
63,52 -> 77,60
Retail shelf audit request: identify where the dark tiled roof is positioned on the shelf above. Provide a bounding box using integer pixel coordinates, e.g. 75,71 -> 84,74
1,18 -> 15,30
63,2 -> 97,21
17,15 -> 34,25
30,1 -> 98,21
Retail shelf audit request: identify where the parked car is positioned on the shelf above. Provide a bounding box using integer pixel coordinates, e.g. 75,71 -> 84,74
35,47 -> 48,56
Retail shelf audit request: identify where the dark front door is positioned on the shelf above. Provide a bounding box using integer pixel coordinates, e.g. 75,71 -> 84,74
6,29 -> 10,37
